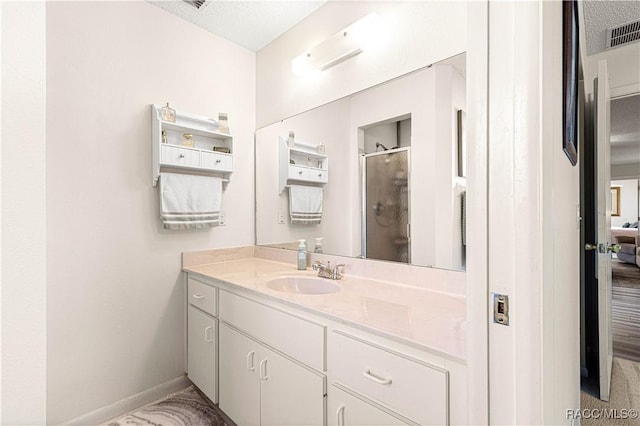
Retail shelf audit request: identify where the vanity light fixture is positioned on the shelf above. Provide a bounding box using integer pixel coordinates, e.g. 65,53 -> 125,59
291,12 -> 380,76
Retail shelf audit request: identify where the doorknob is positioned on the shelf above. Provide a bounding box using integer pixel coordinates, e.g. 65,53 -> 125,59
585,243 -> 621,253
607,244 -> 622,253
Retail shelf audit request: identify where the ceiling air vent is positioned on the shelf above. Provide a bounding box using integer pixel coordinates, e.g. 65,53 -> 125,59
606,20 -> 640,49
183,0 -> 207,10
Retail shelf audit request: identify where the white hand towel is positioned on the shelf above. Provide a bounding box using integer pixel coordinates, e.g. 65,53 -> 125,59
160,173 -> 222,229
289,184 -> 323,224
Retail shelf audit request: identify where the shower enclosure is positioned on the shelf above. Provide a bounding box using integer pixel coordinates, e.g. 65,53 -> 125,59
362,148 -> 410,263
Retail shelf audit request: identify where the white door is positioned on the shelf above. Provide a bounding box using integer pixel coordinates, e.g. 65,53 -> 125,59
327,385 -> 410,426
218,323 -> 261,426
595,59 -> 613,402
260,345 -> 325,426
187,306 -> 217,402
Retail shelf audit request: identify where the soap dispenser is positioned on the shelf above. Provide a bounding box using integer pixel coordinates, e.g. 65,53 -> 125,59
297,239 -> 307,270
314,237 -> 324,253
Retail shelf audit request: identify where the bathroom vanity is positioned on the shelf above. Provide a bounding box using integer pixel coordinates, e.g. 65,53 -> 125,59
183,247 -> 467,425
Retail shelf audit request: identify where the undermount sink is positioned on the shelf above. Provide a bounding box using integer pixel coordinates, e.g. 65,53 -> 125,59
266,276 -> 340,294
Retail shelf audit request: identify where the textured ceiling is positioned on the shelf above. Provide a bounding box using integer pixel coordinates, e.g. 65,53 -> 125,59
583,1 -> 640,55
147,0 -> 327,51
611,94 -> 640,166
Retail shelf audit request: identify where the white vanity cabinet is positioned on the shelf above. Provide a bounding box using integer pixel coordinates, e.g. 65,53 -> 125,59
186,277 -> 218,403
151,104 -> 234,186
184,271 -> 465,426
219,323 -> 325,426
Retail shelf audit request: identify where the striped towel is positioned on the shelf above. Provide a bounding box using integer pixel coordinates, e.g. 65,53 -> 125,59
160,173 -> 221,230
289,184 -> 322,225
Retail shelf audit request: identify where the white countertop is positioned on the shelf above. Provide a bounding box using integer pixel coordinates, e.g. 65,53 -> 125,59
184,257 -> 466,362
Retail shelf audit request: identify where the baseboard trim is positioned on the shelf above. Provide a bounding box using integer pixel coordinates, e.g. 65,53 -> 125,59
62,375 -> 191,425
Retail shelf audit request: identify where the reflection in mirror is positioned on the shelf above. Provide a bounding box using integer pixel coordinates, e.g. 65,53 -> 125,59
255,53 -> 467,271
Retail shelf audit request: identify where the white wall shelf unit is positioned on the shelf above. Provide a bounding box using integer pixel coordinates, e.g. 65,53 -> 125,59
279,137 -> 329,194
151,104 -> 234,187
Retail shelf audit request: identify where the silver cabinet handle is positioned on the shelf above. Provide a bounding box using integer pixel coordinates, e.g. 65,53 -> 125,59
336,404 -> 345,426
336,404 -> 344,426
259,359 -> 269,381
192,293 -> 204,300
362,369 -> 392,385
179,154 -> 185,158
298,171 -> 303,175
215,159 -> 221,163
318,173 -> 322,177
204,326 -> 213,343
246,351 -> 255,371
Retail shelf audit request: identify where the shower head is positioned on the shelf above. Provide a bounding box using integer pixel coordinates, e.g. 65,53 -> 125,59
376,142 -> 390,151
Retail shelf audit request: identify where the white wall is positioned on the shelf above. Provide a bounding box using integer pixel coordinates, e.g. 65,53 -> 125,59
256,1 -> 466,127
1,1 -> 47,424
46,2 -> 255,423
612,162 -> 640,179
584,42 -> 640,98
488,2 -> 580,424
611,179 -> 639,226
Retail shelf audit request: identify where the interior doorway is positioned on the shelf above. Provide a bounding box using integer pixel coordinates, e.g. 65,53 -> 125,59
580,89 -> 640,403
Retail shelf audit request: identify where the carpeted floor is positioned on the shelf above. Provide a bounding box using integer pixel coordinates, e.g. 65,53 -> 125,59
104,386 -> 233,426
612,260 -> 640,289
581,358 -> 640,425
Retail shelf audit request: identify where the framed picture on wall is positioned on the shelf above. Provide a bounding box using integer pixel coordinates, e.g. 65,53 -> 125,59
562,0 -> 579,166
611,186 -> 621,216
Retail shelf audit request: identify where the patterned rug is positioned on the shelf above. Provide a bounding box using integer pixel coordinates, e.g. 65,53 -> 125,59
613,260 -> 640,289
104,386 -> 232,426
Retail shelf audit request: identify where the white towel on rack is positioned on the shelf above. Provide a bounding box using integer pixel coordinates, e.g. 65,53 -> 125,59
160,173 -> 222,229
289,184 -> 323,224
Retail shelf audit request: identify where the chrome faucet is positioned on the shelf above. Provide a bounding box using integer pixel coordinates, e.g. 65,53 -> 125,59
312,260 -> 345,280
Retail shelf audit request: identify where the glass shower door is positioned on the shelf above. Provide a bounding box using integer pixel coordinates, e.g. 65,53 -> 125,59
363,148 -> 410,263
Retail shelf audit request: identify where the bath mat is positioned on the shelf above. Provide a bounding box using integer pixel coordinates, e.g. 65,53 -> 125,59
104,386 -> 232,426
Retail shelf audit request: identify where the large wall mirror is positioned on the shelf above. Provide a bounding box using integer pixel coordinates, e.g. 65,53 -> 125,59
255,53 -> 467,272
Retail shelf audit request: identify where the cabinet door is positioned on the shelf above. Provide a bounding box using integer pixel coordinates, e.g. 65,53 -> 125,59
260,345 -> 325,426
219,323 -> 260,426
187,306 -> 217,402
328,385 -> 410,426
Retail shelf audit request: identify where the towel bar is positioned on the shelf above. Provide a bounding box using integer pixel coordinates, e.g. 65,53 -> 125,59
153,176 -> 230,187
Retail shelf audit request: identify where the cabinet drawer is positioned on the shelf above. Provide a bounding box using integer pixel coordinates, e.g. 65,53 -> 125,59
288,165 -> 327,184
201,151 -> 233,172
328,331 -> 448,425
187,277 -> 217,316
307,169 -> 328,184
160,145 -> 200,167
219,290 -> 325,371
288,165 -> 308,180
